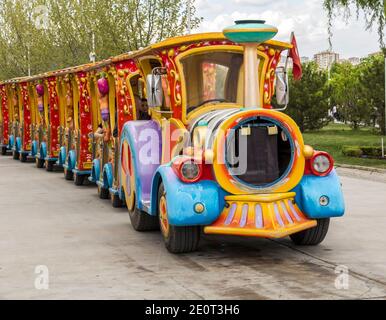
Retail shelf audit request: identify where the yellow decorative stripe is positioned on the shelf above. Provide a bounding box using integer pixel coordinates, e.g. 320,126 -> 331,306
151,32 -> 292,50
212,109 -> 305,195
205,222 -> 317,238
83,161 -> 93,169
225,192 -> 296,203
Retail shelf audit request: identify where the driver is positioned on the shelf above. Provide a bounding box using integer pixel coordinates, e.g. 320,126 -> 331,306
135,94 -> 151,120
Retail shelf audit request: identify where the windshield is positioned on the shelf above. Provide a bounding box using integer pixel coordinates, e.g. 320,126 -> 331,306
181,51 -> 244,115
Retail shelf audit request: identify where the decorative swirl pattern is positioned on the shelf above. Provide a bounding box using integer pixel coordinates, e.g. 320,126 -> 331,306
20,83 -> 32,151
0,85 -> 9,145
45,77 -> 61,157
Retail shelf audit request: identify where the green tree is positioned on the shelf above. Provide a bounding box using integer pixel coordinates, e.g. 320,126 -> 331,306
330,62 -> 370,129
0,0 -> 202,80
358,54 -> 385,133
323,0 -> 385,135
285,62 -> 331,132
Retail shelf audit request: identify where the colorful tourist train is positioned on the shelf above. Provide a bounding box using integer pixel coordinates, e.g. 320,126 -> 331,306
0,21 -> 345,253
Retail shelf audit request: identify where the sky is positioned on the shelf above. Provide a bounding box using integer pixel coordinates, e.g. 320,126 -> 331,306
195,0 -> 383,59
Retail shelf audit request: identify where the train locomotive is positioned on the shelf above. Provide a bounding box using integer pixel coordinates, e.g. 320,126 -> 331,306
0,20 -> 345,254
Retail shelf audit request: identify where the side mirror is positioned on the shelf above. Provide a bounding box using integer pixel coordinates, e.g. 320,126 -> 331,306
146,74 -> 163,108
275,67 -> 289,107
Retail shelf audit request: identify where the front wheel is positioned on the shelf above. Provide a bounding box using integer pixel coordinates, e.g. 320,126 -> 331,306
98,185 -> 110,199
36,158 -> 45,168
20,153 -> 28,163
13,151 -> 19,160
1,146 -> 7,155
74,173 -> 85,186
111,193 -> 124,208
158,183 -> 200,254
290,218 -> 330,246
64,167 -> 73,180
46,160 -> 54,172
128,192 -> 159,232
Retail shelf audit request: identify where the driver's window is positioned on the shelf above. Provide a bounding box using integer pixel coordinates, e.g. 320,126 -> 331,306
181,51 -> 243,115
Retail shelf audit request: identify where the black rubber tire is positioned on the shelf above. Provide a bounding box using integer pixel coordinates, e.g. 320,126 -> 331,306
129,195 -> 159,232
158,183 -> 200,254
74,174 -> 85,186
64,168 -> 73,180
98,185 -> 110,199
46,160 -> 54,172
290,218 -> 330,246
13,151 -> 19,160
36,158 -> 45,168
1,146 -> 7,156
20,153 -> 28,163
111,193 -> 123,208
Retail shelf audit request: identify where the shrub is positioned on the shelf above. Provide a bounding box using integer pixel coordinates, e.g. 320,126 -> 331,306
342,146 -> 363,157
342,146 -> 383,158
360,146 -> 382,157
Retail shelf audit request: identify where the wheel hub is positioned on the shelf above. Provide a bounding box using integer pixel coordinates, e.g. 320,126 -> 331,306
159,196 -> 169,238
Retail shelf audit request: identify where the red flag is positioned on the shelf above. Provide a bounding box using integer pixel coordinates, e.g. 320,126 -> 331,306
289,33 -> 302,81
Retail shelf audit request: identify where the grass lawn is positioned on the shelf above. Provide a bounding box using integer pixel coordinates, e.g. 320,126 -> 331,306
303,123 -> 386,169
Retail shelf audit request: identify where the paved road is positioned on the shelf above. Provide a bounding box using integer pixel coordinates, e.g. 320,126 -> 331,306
0,156 -> 385,300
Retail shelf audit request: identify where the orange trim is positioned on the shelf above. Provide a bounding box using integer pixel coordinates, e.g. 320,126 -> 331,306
204,193 -> 317,238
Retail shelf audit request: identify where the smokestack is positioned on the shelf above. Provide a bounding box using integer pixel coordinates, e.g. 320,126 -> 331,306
223,20 -> 278,109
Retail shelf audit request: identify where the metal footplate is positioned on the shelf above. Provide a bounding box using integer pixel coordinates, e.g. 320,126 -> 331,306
204,193 -> 317,238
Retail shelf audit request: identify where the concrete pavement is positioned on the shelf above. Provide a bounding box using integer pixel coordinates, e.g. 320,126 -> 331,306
0,156 -> 385,300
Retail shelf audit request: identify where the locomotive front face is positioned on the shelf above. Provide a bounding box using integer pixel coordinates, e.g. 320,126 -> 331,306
189,109 -> 306,196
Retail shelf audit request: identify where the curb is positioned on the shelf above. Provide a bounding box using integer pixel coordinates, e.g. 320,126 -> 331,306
336,164 -> 386,174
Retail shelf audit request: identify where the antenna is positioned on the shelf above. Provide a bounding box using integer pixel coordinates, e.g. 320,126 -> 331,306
27,44 -> 31,77
89,0 -> 97,63
89,32 -> 96,63
187,0 -> 192,34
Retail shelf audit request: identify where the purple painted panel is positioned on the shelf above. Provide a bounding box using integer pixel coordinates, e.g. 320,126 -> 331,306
124,120 -> 162,201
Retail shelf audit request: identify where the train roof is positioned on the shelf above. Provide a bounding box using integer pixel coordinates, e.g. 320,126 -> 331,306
151,32 -> 292,50
0,32 -> 292,85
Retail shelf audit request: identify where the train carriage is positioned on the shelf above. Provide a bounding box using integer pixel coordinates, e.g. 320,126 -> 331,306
28,79 -> 40,160
18,81 -> 33,162
86,59 -> 115,194
30,76 -> 48,167
5,79 -> 33,162
43,76 -> 61,171
0,84 -> 10,155
6,82 -> 21,160
88,55 -> 140,207
55,65 -> 86,174
61,67 -> 99,185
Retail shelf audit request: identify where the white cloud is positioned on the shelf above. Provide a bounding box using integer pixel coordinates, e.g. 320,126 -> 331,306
195,0 -> 381,59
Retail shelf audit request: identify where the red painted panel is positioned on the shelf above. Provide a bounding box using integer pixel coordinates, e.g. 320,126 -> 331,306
46,77 -> 61,158
114,59 -> 138,136
20,82 -> 32,151
76,71 -> 94,171
0,85 -> 9,145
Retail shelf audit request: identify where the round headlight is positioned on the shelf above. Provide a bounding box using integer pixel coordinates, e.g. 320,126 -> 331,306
312,154 -> 332,174
181,161 -> 200,181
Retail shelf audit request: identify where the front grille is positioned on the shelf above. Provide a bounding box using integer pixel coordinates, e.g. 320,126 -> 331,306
226,119 -> 292,188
